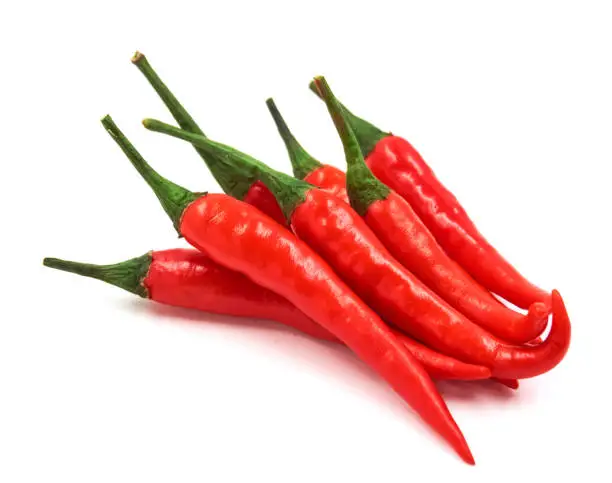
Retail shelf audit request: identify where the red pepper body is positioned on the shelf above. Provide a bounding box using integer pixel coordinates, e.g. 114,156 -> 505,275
289,189 -> 570,380
241,180 -> 287,227
394,333 -> 490,381
294,158 -> 546,344
224,181 -> 505,383
364,192 -> 548,344
303,165 -> 349,203
145,248 -> 489,381
283,171 -> 520,385
145,248 -> 334,341
366,135 -> 550,310
250,153 -> 520,386
179,193 -> 474,464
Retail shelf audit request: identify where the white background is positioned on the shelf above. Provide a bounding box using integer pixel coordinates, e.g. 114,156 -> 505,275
1,1 -> 611,481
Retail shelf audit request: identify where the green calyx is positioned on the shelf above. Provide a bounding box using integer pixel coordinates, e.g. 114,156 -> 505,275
143,118 -> 311,221
43,253 -> 152,298
266,98 -> 322,180
308,80 -> 388,158
255,169 -> 311,221
132,52 -> 252,199
101,115 -> 199,234
313,76 -> 390,216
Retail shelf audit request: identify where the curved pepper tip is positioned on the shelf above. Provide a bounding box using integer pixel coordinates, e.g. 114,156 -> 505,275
525,300 -> 551,340
493,289 -> 571,379
551,289 -> 571,354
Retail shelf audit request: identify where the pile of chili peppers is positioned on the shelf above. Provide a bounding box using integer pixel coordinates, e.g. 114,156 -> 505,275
44,53 -> 571,464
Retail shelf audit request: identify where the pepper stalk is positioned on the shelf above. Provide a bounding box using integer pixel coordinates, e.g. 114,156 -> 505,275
142,118 -> 312,222
309,80 -> 388,158
101,115 -> 198,234
312,76 -> 390,216
132,52 -> 256,200
266,98 -> 322,180
43,254 -> 152,298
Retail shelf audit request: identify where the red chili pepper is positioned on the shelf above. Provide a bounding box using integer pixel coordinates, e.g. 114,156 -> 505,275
103,115 -> 475,464
308,82 -> 550,311
143,89 -> 570,382
266,98 -> 349,203
132,52 -> 286,226
43,248 -> 333,340
268,87 -> 549,344
43,248 -> 490,381
132,63 -> 516,390
267,97 -> 521,389
271,87 -> 547,345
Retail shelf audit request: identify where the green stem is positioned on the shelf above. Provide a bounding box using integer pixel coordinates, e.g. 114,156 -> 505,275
132,52 -> 251,198
143,118 -> 311,220
43,253 -> 152,298
266,98 -> 322,180
143,118 -> 266,172
313,77 -> 390,216
308,80 -> 388,157
132,52 -> 202,134
101,115 -> 198,234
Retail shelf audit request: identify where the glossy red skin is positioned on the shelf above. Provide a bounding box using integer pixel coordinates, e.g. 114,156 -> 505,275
145,248 -> 335,341
242,180 -> 288,227
145,248 -> 490,381
266,169 -> 512,384
303,165 -> 349,203
394,332 -> 490,381
179,193 -> 474,464
251,171 -> 515,386
366,135 -> 550,310
295,161 -> 545,343
290,189 -> 570,379
365,192 -> 548,344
